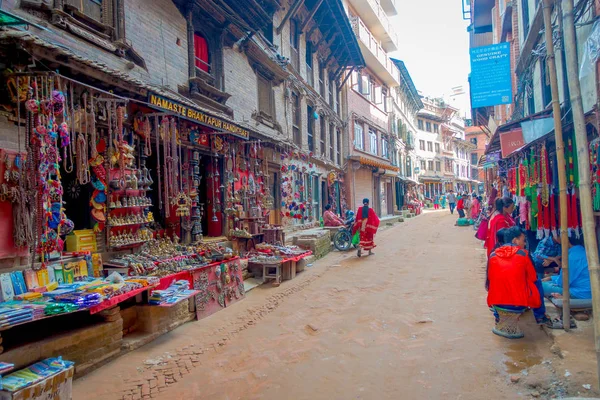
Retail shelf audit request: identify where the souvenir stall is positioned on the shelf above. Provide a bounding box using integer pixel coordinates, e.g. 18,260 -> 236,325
0,72 -> 259,378
502,136 -> 581,245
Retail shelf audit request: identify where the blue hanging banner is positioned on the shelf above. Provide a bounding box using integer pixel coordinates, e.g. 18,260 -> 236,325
470,43 -> 512,108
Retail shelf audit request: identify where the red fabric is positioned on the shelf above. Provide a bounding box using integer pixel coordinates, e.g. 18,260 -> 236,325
156,270 -> 193,291
485,213 -> 515,258
536,194 -> 543,233
568,191 -> 579,231
487,246 -> 541,308
352,207 -> 380,251
89,286 -> 153,314
323,210 -> 343,227
550,194 -> 556,233
543,197 -> 550,231
471,199 -> 481,219
194,34 -> 209,72
457,198 -> 465,210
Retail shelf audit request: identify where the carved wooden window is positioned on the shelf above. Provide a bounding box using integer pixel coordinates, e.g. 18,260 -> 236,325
61,0 -> 119,39
257,73 -> 274,118
292,92 -> 301,146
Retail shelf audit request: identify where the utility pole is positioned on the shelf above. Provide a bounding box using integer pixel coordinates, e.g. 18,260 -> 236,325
542,0 -> 571,328
562,0 -> 600,385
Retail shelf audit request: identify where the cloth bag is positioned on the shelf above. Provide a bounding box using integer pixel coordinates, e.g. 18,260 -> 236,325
351,231 -> 360,246
475,217 -> 489,240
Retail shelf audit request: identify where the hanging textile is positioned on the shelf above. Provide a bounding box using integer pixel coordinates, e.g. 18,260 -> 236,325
550,193 -> 557,237
194,34 -> 210,73
590,138 -> 600,211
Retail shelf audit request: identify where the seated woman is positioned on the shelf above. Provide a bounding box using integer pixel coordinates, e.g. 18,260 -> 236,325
486,227 -> 541,338
542,236 -> 592,300
323,204 -> 344,227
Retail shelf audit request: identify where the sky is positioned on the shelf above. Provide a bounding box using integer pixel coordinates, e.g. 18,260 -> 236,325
389,0 -> 472,117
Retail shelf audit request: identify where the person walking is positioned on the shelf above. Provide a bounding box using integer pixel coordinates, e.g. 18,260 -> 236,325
447,190 -> 457,214
433,195 -> 440,210
352,198 -> 380,257
470,194 -> 481,220
457,194 -> 467,218
440,193 -> 447,209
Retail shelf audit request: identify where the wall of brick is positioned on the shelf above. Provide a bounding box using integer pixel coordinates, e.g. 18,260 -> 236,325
123,0 -> 189,91
2,316 -> 122,373
0,116 -> 25,152
5,0 -> 188,93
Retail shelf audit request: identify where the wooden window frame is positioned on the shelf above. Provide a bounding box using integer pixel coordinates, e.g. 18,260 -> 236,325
257,72 -> 275,119
292,92 -> 301,146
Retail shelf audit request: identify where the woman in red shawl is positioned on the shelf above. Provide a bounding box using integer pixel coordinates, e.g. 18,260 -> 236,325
352,198 -> 380,257
485,197 -> 516,258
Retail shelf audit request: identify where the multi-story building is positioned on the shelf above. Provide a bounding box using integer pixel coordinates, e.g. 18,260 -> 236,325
343,0 -> 401,217
466,0 -> 598,182
465,125 -> 490,185
415,97 -> 475,197
0,0 -> 365,240
415,97 -> 445,198
390,59 -> 422,211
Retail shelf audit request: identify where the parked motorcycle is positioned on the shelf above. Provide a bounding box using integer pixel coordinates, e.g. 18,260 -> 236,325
333,211 -> 356,251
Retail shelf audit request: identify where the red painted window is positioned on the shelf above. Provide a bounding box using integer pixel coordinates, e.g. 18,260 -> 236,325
194,33 -> 210,73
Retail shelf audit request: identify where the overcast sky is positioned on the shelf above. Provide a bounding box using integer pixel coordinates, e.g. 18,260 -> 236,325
389,0 -> 472,116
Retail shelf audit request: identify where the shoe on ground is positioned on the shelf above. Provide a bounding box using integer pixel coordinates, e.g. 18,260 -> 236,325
536,316 -> 563,329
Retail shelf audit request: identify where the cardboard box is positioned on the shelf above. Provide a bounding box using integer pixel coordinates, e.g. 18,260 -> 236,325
0,366 -> 74,400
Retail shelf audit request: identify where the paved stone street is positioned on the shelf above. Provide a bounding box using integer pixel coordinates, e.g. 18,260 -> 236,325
74,210 -> 587,400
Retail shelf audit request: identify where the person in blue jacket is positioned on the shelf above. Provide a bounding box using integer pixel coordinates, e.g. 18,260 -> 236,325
542,236 -> 591,300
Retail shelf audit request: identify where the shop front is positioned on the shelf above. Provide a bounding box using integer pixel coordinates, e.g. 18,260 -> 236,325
0,66 -> 314,379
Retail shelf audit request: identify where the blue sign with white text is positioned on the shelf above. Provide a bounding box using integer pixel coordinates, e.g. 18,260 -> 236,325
470,43 -> 512,109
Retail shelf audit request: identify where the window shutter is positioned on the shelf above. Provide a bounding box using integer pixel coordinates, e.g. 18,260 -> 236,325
361,75 -> 370,95
257,75 -> 272,116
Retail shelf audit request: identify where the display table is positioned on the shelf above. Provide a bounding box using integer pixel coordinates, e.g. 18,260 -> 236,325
248,251 -> 312,285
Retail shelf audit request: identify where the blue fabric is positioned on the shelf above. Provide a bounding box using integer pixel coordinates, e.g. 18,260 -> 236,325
543,281 -> 564,296
532,279 -> 546,321
492,305 -> 527,322
449,203 -> 456,214
551,245 -> 592,299
532,236 -> 561,272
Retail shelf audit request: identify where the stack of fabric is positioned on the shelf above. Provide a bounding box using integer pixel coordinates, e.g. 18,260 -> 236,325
149,281 -> 193,305
148,289 -> 174,305
51,292 -> 102,308
44,303 -> 79,316
0,362 -> 14,375
0,308 -> 33,328
0,357 -> 73,392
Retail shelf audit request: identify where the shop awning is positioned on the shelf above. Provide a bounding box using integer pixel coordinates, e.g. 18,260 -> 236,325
354,156 -> 400,172
419,176 -> 442,182
485,108 -> 553,155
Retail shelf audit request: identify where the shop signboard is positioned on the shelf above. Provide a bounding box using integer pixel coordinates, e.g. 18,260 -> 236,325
499,128 -> 525,158
470,43 -> 512,108
148,93 -> 250,140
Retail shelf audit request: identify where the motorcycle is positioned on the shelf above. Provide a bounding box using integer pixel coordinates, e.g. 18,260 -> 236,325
333,211 -> 356,251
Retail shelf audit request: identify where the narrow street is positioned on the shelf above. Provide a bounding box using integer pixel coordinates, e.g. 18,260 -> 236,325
74,211 -> 560,400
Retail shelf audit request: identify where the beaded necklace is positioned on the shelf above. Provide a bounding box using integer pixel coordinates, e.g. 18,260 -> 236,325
541,144 -> 549,207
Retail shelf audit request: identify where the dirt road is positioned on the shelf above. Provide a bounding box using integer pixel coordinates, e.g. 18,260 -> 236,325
74,210 -> 563,400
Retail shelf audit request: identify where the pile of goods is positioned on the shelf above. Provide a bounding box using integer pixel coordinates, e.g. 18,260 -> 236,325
0,274 -> 159,323
0,357 -> 74,392
247,244 -> 308,264
106,237 -> 234,277
148,280 -> 196,306
0,357 -> 73,392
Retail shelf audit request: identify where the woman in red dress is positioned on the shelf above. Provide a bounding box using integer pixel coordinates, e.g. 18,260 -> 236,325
485,197 -> 516,258
352,198 -> 380,257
